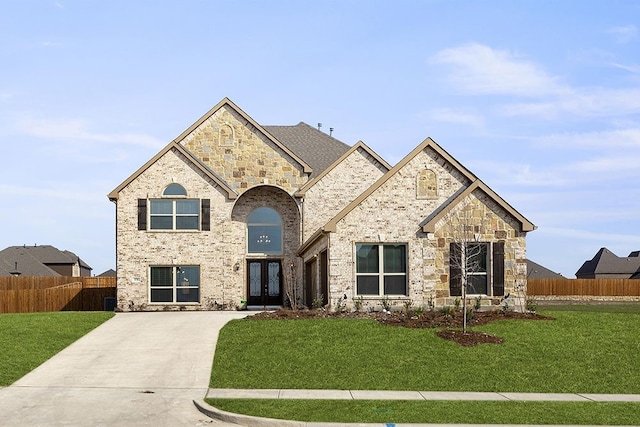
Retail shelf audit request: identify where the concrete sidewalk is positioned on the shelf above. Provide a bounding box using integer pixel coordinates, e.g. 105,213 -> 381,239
206,388 -> 640,402
197,390 -> 640,427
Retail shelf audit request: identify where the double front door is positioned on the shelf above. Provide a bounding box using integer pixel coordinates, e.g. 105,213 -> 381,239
247,259 -> 282,306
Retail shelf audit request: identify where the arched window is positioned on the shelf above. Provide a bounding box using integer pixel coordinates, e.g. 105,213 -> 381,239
163,183 -> 187,196
247,207 -> 282,254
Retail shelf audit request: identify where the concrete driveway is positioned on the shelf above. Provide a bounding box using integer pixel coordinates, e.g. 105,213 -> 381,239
0,311 -> 248,426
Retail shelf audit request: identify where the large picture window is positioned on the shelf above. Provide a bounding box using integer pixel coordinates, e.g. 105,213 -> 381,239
356,243 -> 407,296
150,266 -> 200,303
247,207 -> 283,254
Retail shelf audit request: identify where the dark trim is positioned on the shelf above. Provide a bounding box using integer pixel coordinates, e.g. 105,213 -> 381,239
137,199 -> 147,230
201,199 -> 210,231
492,241 -> 505,296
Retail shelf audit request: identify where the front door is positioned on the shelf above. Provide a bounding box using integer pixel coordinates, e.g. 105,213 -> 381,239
247,260 -> 282,306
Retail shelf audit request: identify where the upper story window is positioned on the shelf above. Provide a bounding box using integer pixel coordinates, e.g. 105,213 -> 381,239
163,183 -> 187,196
137,184 -> 210,231
150,199 -> 199,230
247,207 -> 282,254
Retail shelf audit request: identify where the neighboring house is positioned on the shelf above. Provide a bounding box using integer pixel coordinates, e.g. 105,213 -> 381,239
97,269 -> 117,277
526,259 -> 564,279
575,248 -> 640,279
108,97 -> 535,312
0,245 -> 92,277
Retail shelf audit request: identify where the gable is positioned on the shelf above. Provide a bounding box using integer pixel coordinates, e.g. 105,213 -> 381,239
323,137 -> 535,234
174,98 -> 312,194
297,142 -> 391,240
108,142 -> 236,201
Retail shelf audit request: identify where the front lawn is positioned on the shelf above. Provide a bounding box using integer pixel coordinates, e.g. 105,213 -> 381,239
0,311 -> 114,385
210,310 -> 640,393
208,308 -> 640,424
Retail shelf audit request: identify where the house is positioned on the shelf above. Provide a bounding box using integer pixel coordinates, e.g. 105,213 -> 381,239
526,259 -> 564,279
575,248 -> 640,279
108,97 -> 535,312
0,245 -> 92,277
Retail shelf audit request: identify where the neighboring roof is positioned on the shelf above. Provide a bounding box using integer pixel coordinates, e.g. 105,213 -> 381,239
263,122 -> 353,179
526,259 -> 564,279
0,245 -> 90,277
173,97 -> 312,174
575,247 -> 640,278
108,142 -> 237,201
294,140 -> 391,197
98,269 -> 117,277
323,137 -> 535,233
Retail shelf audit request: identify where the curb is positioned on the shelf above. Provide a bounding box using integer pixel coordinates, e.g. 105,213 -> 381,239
193,399 -> 308,427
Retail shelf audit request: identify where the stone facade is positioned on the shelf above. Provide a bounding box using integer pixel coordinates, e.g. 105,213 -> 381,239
301,145 -> 388,241
110,98 -> 535,312
182,105 -> 309,194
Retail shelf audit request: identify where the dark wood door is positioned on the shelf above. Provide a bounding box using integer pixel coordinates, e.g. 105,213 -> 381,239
247,260 -> 282,306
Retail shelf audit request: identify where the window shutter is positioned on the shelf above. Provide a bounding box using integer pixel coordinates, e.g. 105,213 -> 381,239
137,199 -> 147,230
449,242 -> 462,297
493,241 -> 505,296
201,199 -> 210,231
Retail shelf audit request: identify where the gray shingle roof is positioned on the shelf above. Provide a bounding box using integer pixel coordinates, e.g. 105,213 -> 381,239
0,245 -> 92,277
526,259 -> 564,279
263,122 -> 351,178
0,247 -> 61,276
575,247 -> 640,278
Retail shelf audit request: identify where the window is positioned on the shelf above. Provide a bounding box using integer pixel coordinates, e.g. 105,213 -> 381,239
247,207 -> 282,254
149,199 -> 200,230
465,243 -> 488,294
138,184 -> 209,231
449,241 -> 504,297
150,266 -> 200,303
356,243 -> 407,296
163,183 -> 187,196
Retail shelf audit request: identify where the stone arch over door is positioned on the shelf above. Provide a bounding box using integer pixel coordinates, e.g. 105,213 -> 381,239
231,185 -> 301,306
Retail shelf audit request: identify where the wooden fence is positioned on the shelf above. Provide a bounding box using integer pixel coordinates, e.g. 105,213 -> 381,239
0,276 -> 116,313
528,278 -> 640,297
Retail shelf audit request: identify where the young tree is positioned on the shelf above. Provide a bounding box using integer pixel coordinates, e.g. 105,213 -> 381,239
445,201 -> 498,333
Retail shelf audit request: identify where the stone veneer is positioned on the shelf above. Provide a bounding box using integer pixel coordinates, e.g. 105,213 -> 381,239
323,146 -> 528,312
181,105 -> 309,194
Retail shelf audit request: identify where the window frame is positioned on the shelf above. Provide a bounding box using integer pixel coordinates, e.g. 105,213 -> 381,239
247,207 -> 283,255
355,243 -> 408,296
149,265 -> 200,304
464,242 -> 489,295
149,198 -> 200,231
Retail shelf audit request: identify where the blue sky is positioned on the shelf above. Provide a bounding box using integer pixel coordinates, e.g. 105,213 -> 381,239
1,0 -> 639,277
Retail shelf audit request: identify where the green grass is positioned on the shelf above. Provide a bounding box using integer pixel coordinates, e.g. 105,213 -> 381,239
0,311 -> 114,385
206,399 -> 640,425
537,303 -> 640,313
211,310 -> 640,393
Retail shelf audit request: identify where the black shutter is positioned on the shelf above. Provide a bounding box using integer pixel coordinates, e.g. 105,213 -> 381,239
137,199 -> 147,230
449,242 -> 462,297
201,199 -> 210,231
493,241 -> 505,296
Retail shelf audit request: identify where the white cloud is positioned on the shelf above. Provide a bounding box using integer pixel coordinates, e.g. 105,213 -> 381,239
612,62 -> 640,74
606,25 -> 638,43
420,108 -> 484,127
17,117 -> 166,148
532,128 -> 640,148
536,226 -> 640,245
430,43 -> 564,97
500,87 -> 640,119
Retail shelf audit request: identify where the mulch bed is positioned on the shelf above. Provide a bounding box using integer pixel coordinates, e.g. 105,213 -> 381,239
248,308 -> 552,346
